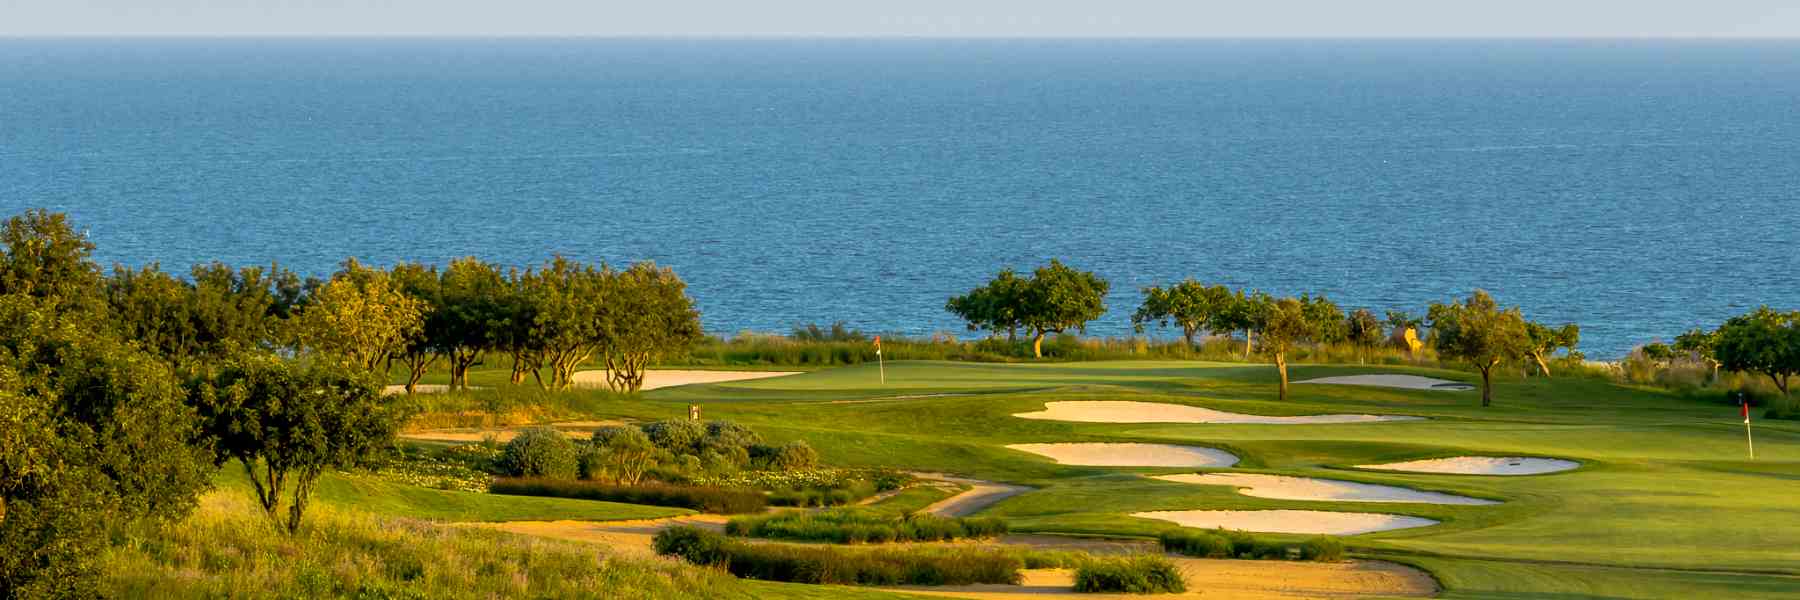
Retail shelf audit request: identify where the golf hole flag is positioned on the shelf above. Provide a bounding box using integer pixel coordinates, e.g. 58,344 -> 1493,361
873,336 -> 885,384
873,335 -> 881,355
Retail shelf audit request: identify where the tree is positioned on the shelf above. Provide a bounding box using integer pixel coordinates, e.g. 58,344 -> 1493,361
389,262 -> 442,393
524,257 -> 607,390
599,262 -> 703,393
1523,321 -> 1581,377
590,426 -> 656,485
945,268 -> 1027,342
1017,260 -> 1109,358
1428,290 -> 1530,407
438,258 -> 507,390
293,259 -> 427,374
1215,290 -> 1274,359
1713,306 -> 1800,397
1132,279 -> 1232,348
1,211 -> 212,596
195,355 -> 402,533
1386,310 -> 1425,353
1674,327 -> 1723,382
490,266 -> 542,385
1298,293 -> 1347,345
1346,308 -> 1386,348
1260,297 -> 1316,401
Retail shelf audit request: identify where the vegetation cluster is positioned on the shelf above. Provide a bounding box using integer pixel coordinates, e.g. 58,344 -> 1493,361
653,526 -> 1024,586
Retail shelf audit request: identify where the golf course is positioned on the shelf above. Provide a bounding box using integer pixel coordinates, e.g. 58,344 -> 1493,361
323,358 -> 1795,599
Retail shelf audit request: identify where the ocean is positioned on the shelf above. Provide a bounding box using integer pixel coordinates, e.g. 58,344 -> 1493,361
2,38 -> 1796,357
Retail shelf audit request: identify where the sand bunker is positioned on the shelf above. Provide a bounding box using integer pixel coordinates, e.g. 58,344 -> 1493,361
1133,509 -> 1438,535
568,369 -> 800,391
1153,473 -> 1495,505
892,558 -> 1437,599
1358,456 -> 1580,476
1014,401 -> 1421,425
1295,374 -> 1475,391
1008,443 -> 1239,468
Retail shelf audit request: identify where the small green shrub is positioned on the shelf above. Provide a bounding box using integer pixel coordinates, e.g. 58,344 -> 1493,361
641,420 -> 706,454
726,508 -> 1007,544
1158,529 -> 1232,558
1301,536 -> 1345,562
489,478 -> 766,514
498,428 -> 578,479
655,526 -> 1021,586
1072,555 -> 1186,594
752,440 -> 819,470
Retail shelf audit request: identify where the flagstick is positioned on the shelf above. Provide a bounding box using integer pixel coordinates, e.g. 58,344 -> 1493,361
877,348 -> 885,385
1745,418 -> 1755,460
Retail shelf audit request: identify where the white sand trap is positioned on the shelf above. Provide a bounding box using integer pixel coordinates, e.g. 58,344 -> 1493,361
1153,473 -> 1496,505
568,369 -> 800,391
1134,509 -> 1438,535
1014,401 -> 1421,425
1358,456 -> 1579,476
1008,443 -> 1239,468
1295,374 -> 1475,391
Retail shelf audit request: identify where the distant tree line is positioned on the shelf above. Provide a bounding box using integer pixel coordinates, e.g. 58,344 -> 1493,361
948,263 -> 1586,406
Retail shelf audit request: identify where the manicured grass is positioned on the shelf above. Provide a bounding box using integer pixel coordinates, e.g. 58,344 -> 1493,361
381,359 -> 1800,598
213,468 -> 691,523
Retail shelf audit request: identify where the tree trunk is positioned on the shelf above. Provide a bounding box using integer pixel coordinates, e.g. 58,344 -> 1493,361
1183,325 -> 1198,349
1243,329 -> 1254,359
1531,351 -> 1552,378
1770,372 -> 1791,397
1276,353 -> 1289,401
1032,331 -> 1045,358
1480,364 -> 1494,407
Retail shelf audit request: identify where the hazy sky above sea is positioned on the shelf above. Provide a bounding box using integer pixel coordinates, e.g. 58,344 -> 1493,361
2,1 -> 1798,37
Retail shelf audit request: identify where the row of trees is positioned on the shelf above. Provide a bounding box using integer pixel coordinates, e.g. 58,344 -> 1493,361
947,263 -> 1586,406
106,256 -> 702,394
1669,308 -> 1800,397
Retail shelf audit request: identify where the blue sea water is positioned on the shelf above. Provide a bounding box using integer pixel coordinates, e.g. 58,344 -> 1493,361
2,39 -> 1796,358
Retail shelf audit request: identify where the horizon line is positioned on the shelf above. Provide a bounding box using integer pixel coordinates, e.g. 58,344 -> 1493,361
4,34 -> 1800,41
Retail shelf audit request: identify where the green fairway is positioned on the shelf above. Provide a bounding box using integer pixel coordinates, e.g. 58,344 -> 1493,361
417,359 -> 1800,598
214,467 -> 691,523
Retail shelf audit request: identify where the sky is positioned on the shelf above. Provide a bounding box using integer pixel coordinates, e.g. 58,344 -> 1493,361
2,0 -> 1798,37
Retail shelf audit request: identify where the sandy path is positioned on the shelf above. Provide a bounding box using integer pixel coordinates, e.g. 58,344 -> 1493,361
1007,443 -> 1239,468
1014,401 -> 1422,425
912,473 -> 1034,518
888,559 -> 1437,599
399,419 -> 626,444
1358,456 -> 1580,475
1153,473 -> 1494,505
1294,374 -> 1474,391
569,369 -> 801,391
1132,509 -> 1438,535
468,514 -> 729,559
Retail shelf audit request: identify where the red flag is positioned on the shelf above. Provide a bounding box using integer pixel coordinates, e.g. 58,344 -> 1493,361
1742,400 -> 1751,423
872,336 -> 882,352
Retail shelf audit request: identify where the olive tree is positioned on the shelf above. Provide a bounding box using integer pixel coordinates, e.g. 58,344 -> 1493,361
1346,308 -> 1386,348
1260,297 -> 1316,401
524,257 -> 607,390
390,262 -> 442,393
1428,290 -> 1530,407
196,355 -> 402,533
1523,321 -> 1581,377
293,259 -> 427,374
1674,327 -> 1723,382
599,261 -> 703,393
1713,306 -> 1800,397
438,258 -> 507,389
1,211 -> 213,595
1215,289 -> 1274,359
1017,260 -> 1109,358
945,268 -> 1028,342
1132,279 -> 1232,348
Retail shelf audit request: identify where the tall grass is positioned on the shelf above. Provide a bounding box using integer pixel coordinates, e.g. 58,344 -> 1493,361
400,385 -> 633,431
654,526 -> 1022,586
489,478 -> 767,514
1072,555 -> 1186,594
725,508 -> 1008,544
672,330 -> 1439,368
100,492 -> 760,599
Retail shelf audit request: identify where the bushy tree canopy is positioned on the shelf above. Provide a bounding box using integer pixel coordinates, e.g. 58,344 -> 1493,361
1132,279 -> 1233,347
949,260 -> 1107,358
1429,290 -> 1530,407
1712,306 -> 1800,397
